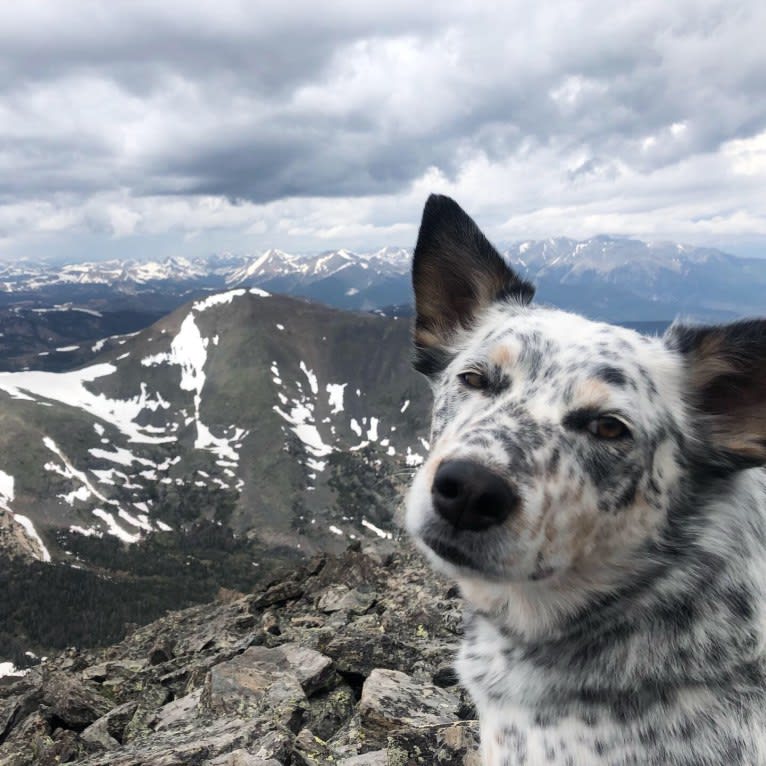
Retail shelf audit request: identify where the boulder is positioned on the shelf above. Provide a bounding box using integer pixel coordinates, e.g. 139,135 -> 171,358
359,668 -> 461,748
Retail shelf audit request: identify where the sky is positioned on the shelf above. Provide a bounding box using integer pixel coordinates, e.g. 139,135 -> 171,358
1,0 -> 766,263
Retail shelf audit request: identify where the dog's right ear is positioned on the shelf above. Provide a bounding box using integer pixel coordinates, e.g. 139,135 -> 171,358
411,195 -> 534,375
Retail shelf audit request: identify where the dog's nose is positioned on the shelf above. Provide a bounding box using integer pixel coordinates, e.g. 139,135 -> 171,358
431,459 -> 518,531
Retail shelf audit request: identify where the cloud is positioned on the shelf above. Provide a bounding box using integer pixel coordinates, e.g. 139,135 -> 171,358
0,0 -> 765,258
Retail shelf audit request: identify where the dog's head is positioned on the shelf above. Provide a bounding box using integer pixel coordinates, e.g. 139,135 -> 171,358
406,195 -> 766,619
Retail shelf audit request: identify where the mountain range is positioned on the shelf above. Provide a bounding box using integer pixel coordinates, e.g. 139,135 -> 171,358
3,236 -> 765,326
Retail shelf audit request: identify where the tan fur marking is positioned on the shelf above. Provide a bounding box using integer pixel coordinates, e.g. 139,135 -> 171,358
489,343 -> 516,367
574,378 -> 613,409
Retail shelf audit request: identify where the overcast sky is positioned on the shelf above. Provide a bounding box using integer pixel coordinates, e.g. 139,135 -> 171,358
1,0 -> 765,262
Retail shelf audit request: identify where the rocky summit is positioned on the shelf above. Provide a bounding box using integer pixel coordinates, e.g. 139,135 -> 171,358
0,542 -> 482,765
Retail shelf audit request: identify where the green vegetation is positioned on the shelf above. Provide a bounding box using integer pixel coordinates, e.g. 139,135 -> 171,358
0,523 -> 302,663
327,448 -> 400,527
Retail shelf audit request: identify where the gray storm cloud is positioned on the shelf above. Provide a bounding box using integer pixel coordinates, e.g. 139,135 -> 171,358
0,0 -> 765,257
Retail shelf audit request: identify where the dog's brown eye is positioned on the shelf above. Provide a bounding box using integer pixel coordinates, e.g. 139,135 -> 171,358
587,415 -> 629,440
458,371 -> 488,390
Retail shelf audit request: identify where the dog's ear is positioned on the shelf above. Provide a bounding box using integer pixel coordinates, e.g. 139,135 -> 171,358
665,319 -> 766,470
412,195 -> 534,375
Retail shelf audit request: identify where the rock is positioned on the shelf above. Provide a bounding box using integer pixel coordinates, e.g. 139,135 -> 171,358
278,644 -> 334,695
249,728 -> 294,762
122,684 -> 172,743
40,672 -> 112,729
386,720 -> 482,765
0,545 -> 467,766
200,648 -> 307,731
321,629 -> 425,678
291,727 -> 338,765
338,751 -> 389,765
81,701 -> 138,750
151,689 -> 202,731
306,683 -> 355,741
203,748 -> 280,765
0,709 -> 91,766
82,659 -> 146,684
261,611 -> 282,635
317,584 -> 377,614
148,638 -> 176,666
251,580 -> 304,609
81,716 -> 120,750
359,668 -> 461,748
0,696 -> 20,740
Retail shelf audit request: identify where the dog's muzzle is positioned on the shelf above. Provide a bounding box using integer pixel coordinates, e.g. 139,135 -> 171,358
431,459 -> 519,532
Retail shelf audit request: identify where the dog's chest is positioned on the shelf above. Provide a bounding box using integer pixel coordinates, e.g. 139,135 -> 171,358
478,707 -> 618,766
456,619 -> 766,766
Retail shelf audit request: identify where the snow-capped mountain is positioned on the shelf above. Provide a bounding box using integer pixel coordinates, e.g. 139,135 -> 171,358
2,236 -> 765,323
506,236 -> 766,320
0,288 -> 430,567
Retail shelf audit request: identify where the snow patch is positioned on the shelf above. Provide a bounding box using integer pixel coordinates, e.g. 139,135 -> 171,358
405,448 -> 424,467
0,364 -> 174,444
326,383 -> 347,414
300,362 -> 319,395
0,469 -> 14,510
92,509 -> 140,543
362,519 -> 393,539
13,514 -> 52,562
0,662 -> 29,679
193,289 -> 246,312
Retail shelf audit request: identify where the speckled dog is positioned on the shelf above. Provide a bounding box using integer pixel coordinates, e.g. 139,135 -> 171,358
406,195 -> 766,765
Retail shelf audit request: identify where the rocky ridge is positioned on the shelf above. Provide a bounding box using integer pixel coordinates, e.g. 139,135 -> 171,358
0,542 -> 481,765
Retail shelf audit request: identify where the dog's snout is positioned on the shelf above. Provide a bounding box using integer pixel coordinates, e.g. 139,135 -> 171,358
432,459 -> 518,531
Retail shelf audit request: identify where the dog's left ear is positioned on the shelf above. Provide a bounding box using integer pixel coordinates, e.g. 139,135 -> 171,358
412,195 -> 534,375
665,319 -> 766,470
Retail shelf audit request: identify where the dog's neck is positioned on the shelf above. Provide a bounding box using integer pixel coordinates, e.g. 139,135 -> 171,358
459,469 -> 766,699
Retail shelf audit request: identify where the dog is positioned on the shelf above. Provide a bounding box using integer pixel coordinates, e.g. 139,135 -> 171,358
405,194 -> 766,765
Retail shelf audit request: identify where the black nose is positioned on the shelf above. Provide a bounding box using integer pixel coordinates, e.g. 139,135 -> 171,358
431,459 -> 518,531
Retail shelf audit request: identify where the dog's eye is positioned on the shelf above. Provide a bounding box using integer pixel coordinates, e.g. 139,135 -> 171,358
587,415 -> 630,440
458,371 -> 488,390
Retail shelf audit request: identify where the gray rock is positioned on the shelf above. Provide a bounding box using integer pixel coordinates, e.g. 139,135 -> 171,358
386,721 -> 482,765
82,659 -> 146,684
278,643 -> 334,695
40,672 -> 112,729
338,751 -> 389,765
359,668 -> 461,748
200,648 -> 307,731
306,682 -> 355,740
122,683 -> 172,743
0,546 -> 467,766
251,579 -> 304,609
249,728 -> 294,761
151,688 -> 202,731
81,701 -> 138,750
291,727 -> 339,765
203,748 -> 280,765
317,584 -> 377,614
